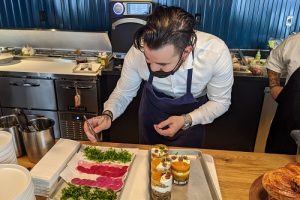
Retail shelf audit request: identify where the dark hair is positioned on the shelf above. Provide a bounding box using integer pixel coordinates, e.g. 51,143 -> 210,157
134,6 -> 197,54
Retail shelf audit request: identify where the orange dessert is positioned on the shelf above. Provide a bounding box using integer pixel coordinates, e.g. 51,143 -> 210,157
151,157 -> 172,173
170,155 -> 190,185
151,144 -> 168,160
151,170 -> 173,200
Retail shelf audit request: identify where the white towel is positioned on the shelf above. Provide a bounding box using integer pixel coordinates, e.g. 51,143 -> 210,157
30,139 -> 80,188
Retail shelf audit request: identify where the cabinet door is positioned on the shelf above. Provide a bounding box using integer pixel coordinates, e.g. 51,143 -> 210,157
55,80 -> 99,113
0,77 -> 56,110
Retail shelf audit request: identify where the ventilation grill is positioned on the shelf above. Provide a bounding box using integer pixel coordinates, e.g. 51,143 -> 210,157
59,112 -> 97,140
60,120 -> 88,140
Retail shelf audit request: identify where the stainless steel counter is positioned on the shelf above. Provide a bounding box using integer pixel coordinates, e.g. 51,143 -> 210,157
0,57 -> 100,79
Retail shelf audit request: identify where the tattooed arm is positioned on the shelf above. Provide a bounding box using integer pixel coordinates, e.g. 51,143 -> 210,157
267,68 -> 283,100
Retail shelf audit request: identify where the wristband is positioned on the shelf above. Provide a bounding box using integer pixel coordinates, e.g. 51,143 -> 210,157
102,110 -> 113,122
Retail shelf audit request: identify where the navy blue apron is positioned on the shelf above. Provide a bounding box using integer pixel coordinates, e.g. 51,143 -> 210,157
138,67 -> 208,148
265,67 -> 300,154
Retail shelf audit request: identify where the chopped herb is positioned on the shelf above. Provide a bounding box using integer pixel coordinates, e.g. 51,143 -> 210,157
61,184 -> 117,200
83,147 -> 133,163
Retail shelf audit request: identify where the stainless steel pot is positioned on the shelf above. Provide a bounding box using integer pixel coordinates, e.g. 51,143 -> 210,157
22,117 -> 55,163
0,115 -> 25,157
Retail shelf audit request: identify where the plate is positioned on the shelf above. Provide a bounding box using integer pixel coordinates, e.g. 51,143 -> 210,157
0,164 -> 32,200
0,131 -> 12,151
249,175 -> 268,200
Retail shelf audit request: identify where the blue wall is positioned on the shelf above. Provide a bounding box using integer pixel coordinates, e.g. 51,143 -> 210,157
0,0 -> 299,49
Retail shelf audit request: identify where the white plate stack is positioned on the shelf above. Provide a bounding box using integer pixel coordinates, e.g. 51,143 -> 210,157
0,164 -> 35,200
30,139 -> 80,197
0,131 -> 17,164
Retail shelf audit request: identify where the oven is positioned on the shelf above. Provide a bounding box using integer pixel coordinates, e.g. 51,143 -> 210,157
55,79 -> 101,140
110,0 -> 154,59
55,80 -> 99,113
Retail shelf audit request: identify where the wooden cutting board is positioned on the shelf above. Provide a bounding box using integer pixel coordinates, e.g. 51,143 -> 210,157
249,175 -> 269,200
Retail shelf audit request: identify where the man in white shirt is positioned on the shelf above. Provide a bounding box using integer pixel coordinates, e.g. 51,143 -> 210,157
265,33 -> 300,154
84,6 -> 233,147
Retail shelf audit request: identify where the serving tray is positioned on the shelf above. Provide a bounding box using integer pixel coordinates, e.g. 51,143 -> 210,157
150,149 -> 221,200
48,145 -> 138,200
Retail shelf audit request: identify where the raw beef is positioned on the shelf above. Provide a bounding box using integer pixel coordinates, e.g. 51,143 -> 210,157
76,161 -> 128,178
71,176 -> 124,191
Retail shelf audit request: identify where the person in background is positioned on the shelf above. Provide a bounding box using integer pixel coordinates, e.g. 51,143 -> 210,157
265,32 -> 300,154
84,6 -> 233,148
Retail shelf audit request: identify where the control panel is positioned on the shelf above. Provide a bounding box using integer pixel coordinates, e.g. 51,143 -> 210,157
111,1 -> 152,17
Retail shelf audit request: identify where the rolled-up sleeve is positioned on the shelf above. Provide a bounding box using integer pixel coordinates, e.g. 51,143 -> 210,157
266,41 -> 286,73
189,44 -> 234,125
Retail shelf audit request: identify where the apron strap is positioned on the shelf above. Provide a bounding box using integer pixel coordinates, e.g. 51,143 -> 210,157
186,68 -> 193,93
186,50 -> 194,93
148,73 -> 154,83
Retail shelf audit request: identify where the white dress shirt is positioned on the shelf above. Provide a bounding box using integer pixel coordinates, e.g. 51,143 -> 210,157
266,33 -> 300,84
104,31 -> 234,126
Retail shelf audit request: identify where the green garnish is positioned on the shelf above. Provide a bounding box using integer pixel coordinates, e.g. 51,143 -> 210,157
61,184 -> 117,200
83,147 -> 133,163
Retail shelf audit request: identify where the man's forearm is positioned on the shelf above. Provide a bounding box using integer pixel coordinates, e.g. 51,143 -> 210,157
267,69 -> 281,88
189,100 -> 230,125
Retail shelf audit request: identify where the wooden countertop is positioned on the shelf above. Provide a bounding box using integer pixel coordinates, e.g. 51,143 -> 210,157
17,141 -> 295,200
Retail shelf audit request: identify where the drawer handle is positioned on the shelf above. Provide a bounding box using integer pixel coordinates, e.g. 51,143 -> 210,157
9,82 -> 40,87
61,85 -> 93,90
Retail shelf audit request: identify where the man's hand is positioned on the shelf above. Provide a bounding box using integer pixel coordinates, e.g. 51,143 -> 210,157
84,115 -> 111,142
154,116 -> 184,137
270,86 -> 283,100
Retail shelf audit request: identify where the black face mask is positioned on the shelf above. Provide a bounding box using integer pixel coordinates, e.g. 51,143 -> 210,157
147,55 -> 184,78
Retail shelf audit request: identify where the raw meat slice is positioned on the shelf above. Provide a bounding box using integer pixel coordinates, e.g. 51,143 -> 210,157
76,163 -> 128,178
71,176 -> 124,191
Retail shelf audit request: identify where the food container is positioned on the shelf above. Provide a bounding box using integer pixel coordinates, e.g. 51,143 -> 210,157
0,115 -> 25,157
22,117 -> 55,163
98,52 -> 109,66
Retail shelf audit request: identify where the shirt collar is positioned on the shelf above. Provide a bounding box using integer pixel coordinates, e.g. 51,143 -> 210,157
181,51 -> 194,70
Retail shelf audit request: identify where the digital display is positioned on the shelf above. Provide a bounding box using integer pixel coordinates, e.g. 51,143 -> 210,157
127,3 -> 151,15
